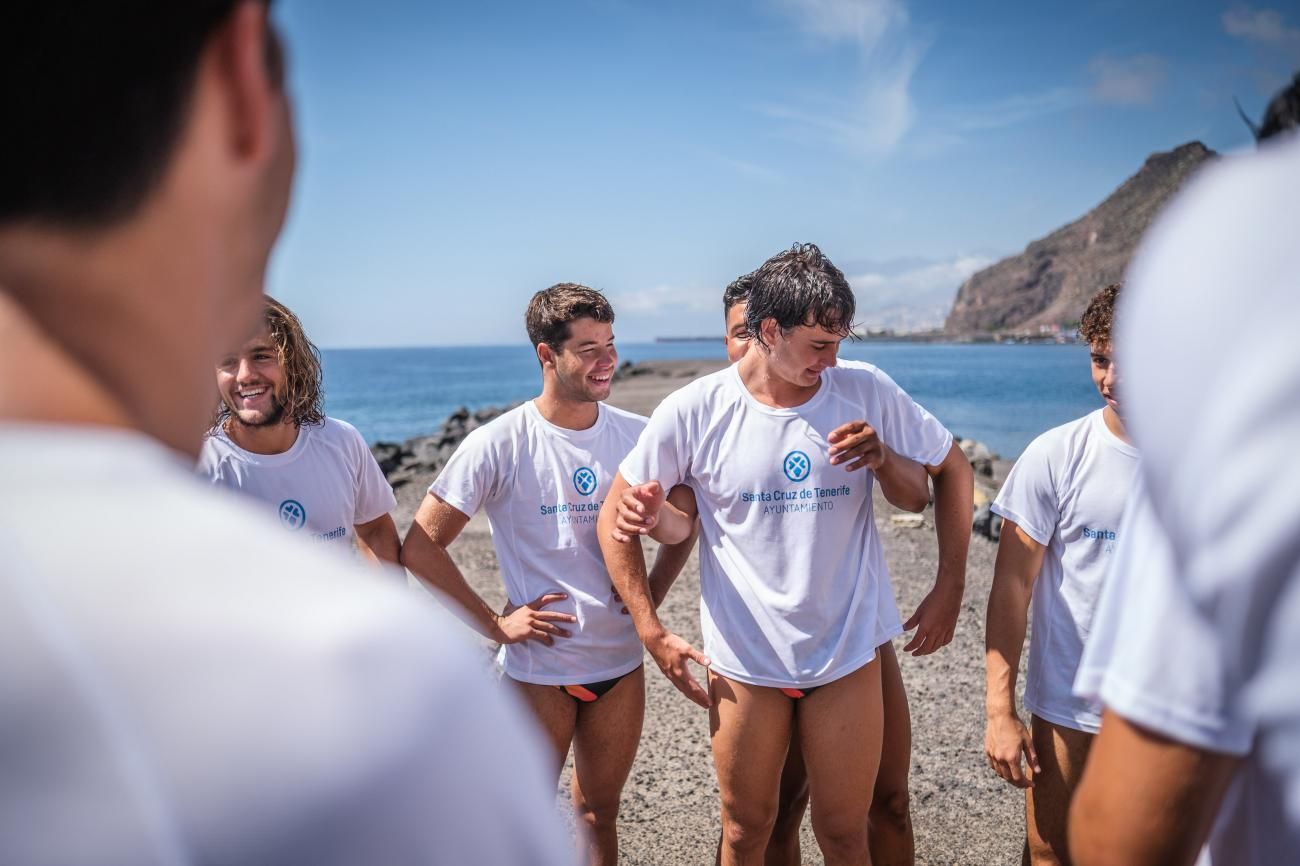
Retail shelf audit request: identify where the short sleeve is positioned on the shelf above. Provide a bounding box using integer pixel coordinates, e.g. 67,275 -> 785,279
619,393 -> 690,490
990,433 -> 1059,547
865,367 -> 953,467
428,428 -> 503,518
351,444 -> 395,525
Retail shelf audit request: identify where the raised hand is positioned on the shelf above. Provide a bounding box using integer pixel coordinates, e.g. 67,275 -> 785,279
495,592 -> 577,646
828,420 -> 887,472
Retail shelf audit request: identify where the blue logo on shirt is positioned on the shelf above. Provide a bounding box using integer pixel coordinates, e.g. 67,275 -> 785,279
279,499 -> 307,530
783,450 -> 811,482
573,467 -> 598,496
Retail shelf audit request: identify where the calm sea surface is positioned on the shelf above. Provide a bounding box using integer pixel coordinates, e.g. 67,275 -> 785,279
322,342 -> 1102,458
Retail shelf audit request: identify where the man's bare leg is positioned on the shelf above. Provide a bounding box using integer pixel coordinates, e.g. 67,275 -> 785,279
1025,714 -> 1094,866
869,642 -> 914,866
512,680 -> 579,775
765,722 -> 809,866
570,667 -> 646,866
799,659 -> 884,866
710,672 -> 796,866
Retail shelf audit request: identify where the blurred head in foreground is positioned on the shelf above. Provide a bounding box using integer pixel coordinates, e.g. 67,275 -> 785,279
0,0 -> 295,457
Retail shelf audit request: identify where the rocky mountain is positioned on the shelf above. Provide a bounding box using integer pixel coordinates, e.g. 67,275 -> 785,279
944,142 -> 1216,335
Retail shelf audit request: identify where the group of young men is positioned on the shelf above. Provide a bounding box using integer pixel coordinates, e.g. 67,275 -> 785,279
4,1 -> 1298,864
192,238 -> 1151,866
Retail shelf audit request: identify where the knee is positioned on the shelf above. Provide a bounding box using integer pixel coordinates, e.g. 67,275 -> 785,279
571,784 -> 621,831
722,801 -> 778,855
810,811 -> 868,860
764,795 -> 806,858
868,786 -> 911,832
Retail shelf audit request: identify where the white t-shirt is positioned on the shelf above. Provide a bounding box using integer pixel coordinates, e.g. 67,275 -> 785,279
1075,133 -> 1300,862
0,424 -> 574,866
430,400 -> 647,685
991,408 -> 1137,733
198,416 -> 396,548
620,362 -> 952,688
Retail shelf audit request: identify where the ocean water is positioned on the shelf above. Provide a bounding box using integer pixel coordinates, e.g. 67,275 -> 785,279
321,341 -> 1103,458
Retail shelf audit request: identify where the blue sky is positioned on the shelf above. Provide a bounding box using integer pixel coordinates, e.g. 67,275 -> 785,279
268,0 -> 1300,346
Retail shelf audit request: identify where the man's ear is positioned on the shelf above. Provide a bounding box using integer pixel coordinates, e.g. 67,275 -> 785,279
537,343 -> 556,368
759,317 -> 781,348
207,1 -> 281,164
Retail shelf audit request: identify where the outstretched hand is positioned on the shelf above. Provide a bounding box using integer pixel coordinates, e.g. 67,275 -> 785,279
496,592 -> 577,646
646,629 -> 712,708
828,420 -> 888,472
901,581 -> 961,655
611,481 -> 666,542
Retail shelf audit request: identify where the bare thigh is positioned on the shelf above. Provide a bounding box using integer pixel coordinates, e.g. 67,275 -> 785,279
512,678 -> 578,778
710,671 -> 796,865
1026,714 -> 1094,866
874,641 -> 912,803
798,659 -> 884,864
571,666 -> 646,815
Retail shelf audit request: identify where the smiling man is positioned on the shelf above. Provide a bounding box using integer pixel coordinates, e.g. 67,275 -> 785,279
599,242 -> 971,865
199,296 -> 400,565
401,283 -> 696,866
983,284 -> 1137,866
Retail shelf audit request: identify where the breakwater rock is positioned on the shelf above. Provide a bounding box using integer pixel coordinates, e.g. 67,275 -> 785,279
371,402 -> 520,489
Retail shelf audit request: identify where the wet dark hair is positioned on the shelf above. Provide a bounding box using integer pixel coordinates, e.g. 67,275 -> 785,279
0,1 -> 278,228
525,283 -> 615,350
723,272 -> 754,314
744,243 -> 856,346
1079,283 -> 1121,346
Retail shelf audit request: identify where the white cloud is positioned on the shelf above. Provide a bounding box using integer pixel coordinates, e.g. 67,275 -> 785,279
850,254 -> 991,308
1088,54 -> 1169,106
1223,5 -> 1300,47
771,0 -> 907,47
763,0 -> 924,157
947,86 -> 1084,131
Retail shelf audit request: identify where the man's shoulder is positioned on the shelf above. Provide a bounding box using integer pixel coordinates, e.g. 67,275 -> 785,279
656,365 -> 735,413
1015,411 -> 1108,476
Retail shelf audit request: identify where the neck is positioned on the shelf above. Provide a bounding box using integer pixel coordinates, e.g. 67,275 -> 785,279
0,210 -> 257,460
225,417 -> 301,454
0,290 -> 137,435
737,350 -> 821,408
1102,406 -> 1131,444
534,387 -> 599,431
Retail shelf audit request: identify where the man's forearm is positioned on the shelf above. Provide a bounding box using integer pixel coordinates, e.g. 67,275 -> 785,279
875,446 -> 930,513
401,534 -> 502,640
984,577 -> 1030,717
598,506 -> 665,640
930,444 -> 973,593
647,519 -> 699,607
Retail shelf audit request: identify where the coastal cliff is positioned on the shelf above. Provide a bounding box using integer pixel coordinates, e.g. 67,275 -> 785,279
945,141 -> 1215,335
